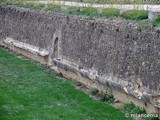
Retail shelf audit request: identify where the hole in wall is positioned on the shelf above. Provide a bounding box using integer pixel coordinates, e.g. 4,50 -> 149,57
138,84 -> 140,90
92,22 -> 94,26
100,29 -> 103,33
116,27 -> 119,32
53,37 -> 59,58
58,72 -> 63,77
144,102 -> 147,107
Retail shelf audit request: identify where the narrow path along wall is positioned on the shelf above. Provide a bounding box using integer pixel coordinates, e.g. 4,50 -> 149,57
0,6 -> 160,115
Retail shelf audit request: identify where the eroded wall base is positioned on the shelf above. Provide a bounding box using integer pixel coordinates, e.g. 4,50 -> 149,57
112,89 -> 160,114
53,65 -> 160,117
1,38 -> 159,118
0,38 -> 49,64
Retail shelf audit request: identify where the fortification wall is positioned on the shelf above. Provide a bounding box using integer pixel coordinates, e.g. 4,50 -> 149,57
0,6 -> 159,114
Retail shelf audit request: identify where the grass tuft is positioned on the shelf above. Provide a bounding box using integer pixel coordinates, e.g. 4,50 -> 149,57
46,3 -> 61,12
80,7 -> 98,17
123,102 -> 145,114
152,17 -> 160,27
90,88 -> 99,95
65,6 -> 81,15
100,94 -> 115,104
101,8 -> 120,17
121,10 -> 148,20
123,102 -> 159,120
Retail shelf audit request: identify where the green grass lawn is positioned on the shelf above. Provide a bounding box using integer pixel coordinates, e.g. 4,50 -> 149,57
0,47 -> 132,120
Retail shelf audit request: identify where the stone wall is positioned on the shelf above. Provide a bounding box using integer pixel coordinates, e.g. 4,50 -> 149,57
0,6 -> 160,113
